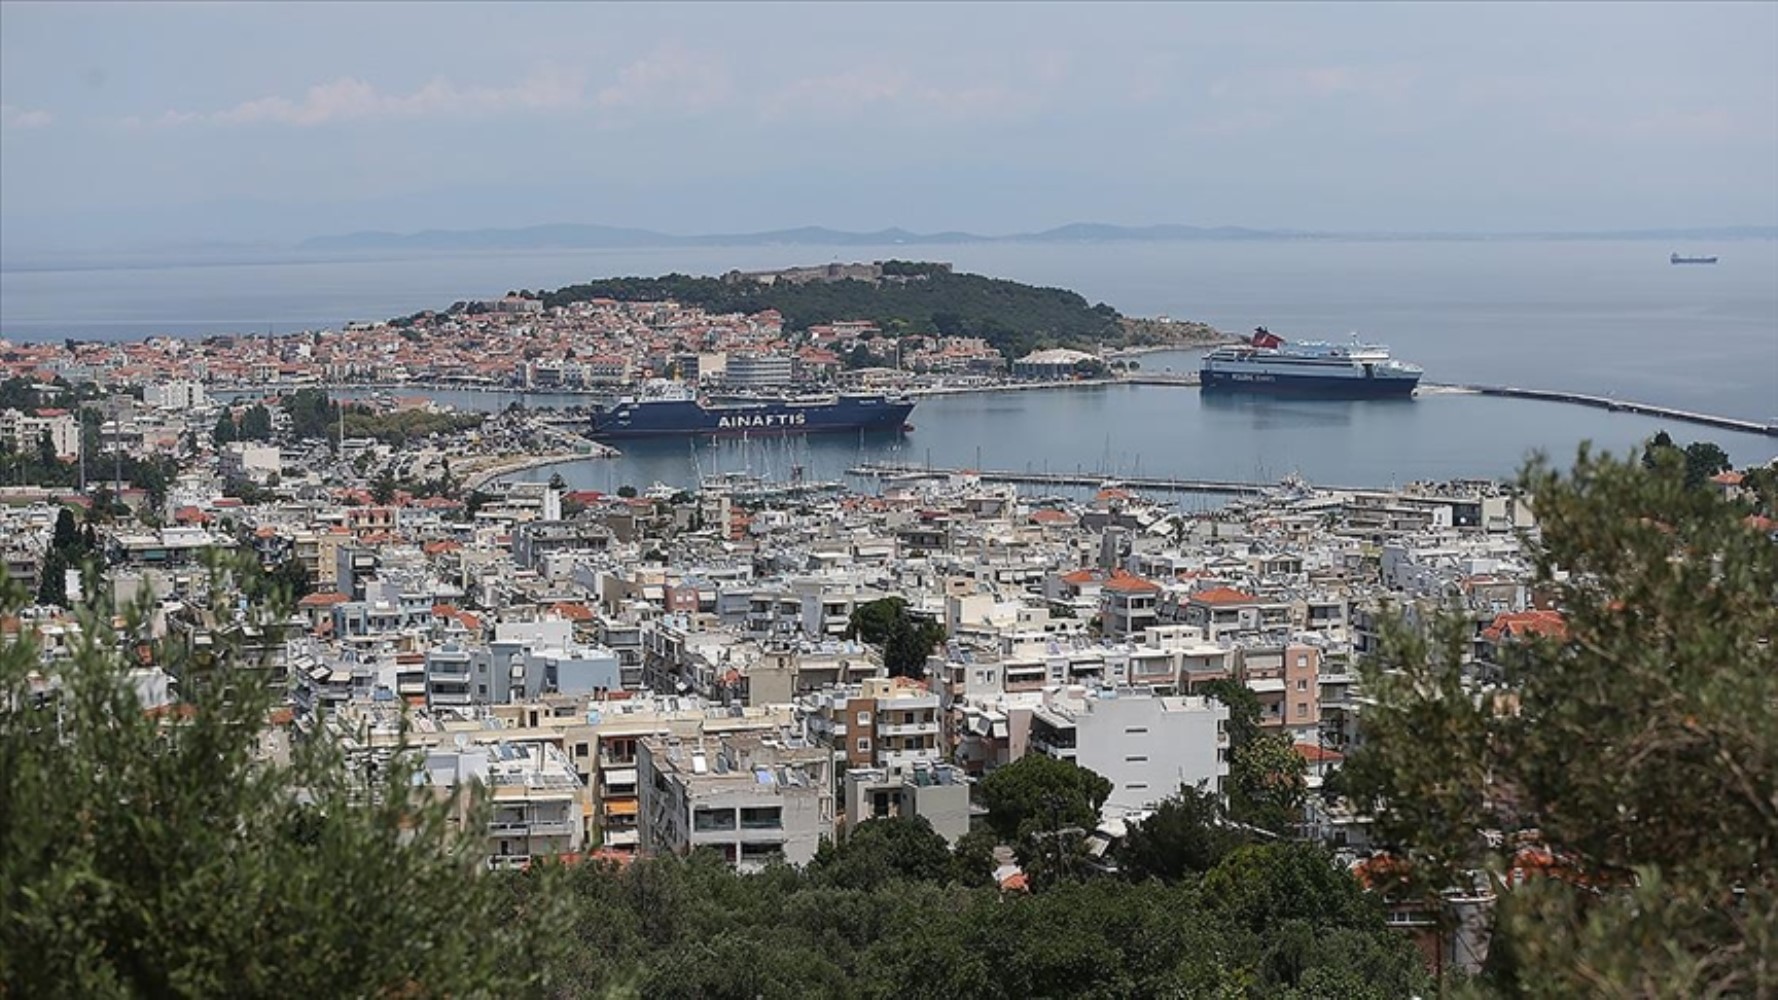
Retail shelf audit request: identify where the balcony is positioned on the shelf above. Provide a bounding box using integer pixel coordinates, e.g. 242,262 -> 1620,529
879,721 -> 940,737
530,819 -> 575,837
738,808 -> 783,831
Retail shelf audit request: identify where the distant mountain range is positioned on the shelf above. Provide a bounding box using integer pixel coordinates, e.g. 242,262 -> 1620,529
297,222 -> 1778,253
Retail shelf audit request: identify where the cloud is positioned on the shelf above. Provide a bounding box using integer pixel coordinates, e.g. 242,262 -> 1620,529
1211,65 -> 1419,103
0,104 -> 54,129
758,66 -> 1025,123
1548,107 -> 1746,142
130,68 -> 585,128
128,47 -> 731,129
594,43 -> 732,112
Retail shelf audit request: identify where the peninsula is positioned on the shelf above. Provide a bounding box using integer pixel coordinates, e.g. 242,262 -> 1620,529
498,260 -> 1221,361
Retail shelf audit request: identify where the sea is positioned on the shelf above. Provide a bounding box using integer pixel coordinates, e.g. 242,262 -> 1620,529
3,239 -> 1774,494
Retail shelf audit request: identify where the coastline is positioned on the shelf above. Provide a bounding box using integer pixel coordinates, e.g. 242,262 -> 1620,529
464,452 -> 591,491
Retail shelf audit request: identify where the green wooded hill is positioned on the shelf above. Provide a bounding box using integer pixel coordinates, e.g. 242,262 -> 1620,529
537,261 -> 1124,359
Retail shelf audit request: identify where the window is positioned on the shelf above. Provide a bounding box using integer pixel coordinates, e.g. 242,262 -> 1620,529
692,808 -> 736,832
1124,755 -> 1148,763
1297,701 -> 1309,717
856,737 -> 871,753
1124,727 -> 1149,735
1296,679 -> 1308,691
739,806 -> 782,830
575,742 -> 590,757
1297,653 -> 1308,667
856,711 -> 871,725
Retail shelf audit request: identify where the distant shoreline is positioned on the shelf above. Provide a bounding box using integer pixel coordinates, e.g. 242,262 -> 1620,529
5,229 -> 1775,274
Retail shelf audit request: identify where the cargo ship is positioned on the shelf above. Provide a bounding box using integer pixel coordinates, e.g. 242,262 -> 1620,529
1670,253 -> 1718,265
1200,327 -> 1422,398
588,383 -> 914,439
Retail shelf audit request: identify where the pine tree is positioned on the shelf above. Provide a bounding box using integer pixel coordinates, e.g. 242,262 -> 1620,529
1,559 -> 565,994
1343,445 -> 1777,996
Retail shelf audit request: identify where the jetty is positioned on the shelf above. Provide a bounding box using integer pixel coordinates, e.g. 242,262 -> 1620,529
846,462 -> 1359,496
1442,385 -> 1777,438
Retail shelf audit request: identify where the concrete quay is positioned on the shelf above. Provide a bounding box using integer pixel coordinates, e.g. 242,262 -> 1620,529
1434,384 -> 1776,438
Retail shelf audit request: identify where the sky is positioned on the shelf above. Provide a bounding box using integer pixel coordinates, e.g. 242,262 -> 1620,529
1,2 -> 1774,254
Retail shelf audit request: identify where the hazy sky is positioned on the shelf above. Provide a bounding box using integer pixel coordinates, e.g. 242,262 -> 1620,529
2,2 -> 1774,251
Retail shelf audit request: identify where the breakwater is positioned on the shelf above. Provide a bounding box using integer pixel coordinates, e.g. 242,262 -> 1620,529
1437,385 -> 1777,437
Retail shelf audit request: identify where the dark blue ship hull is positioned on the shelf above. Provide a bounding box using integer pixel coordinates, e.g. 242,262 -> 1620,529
590,395 -> 915,439
1199,370 -> 1419,398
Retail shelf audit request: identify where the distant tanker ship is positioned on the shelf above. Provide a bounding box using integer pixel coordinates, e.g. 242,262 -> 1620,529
589,383 -> 914,440
1670,253 -> 1719,265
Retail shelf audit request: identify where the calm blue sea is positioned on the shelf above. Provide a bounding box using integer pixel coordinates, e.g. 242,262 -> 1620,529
5,239 -> 1775,489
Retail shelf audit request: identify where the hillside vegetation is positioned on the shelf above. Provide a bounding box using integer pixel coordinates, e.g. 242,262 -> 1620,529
539,262 -> 1130,359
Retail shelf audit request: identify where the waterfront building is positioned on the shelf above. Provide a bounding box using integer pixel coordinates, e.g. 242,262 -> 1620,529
1011,347 -> 1098,380
721,352 -> 796,388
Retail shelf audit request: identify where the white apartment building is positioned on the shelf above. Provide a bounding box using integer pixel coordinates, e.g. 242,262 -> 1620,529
421,741 -> 586,870
722,352 -> 796,388
1028,685 -> 1229,819
0,408 -> 79,461
143,381 -> 208,410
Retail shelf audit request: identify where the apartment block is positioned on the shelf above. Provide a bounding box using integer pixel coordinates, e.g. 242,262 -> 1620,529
1028,686 -> 1229,819
638,730 -> 834,870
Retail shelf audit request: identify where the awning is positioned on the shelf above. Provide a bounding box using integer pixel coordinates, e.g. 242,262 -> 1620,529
603,768 -> 638,787
603,799 -> 639,816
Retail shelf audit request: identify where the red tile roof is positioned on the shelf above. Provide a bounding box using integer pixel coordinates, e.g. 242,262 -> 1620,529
1191,586 -> 1258,606
1102,571 -> 1161,594
298,592 -> 350,609
1480,609 -> 1567,643
1294,743 -> 1344,764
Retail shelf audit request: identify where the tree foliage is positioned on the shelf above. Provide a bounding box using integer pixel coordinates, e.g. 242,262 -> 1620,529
807,815 -> 961,891
1116,782 -> 1241,883
979,752 -> 1112,842
844,596 -> 946,678
1342,445 -> 1778,996
1200,677 -> 1307,834
279,388 -> 339,444
522,844 -> 1429,999
0,562 -> 560,996
238,403 -> 274,442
